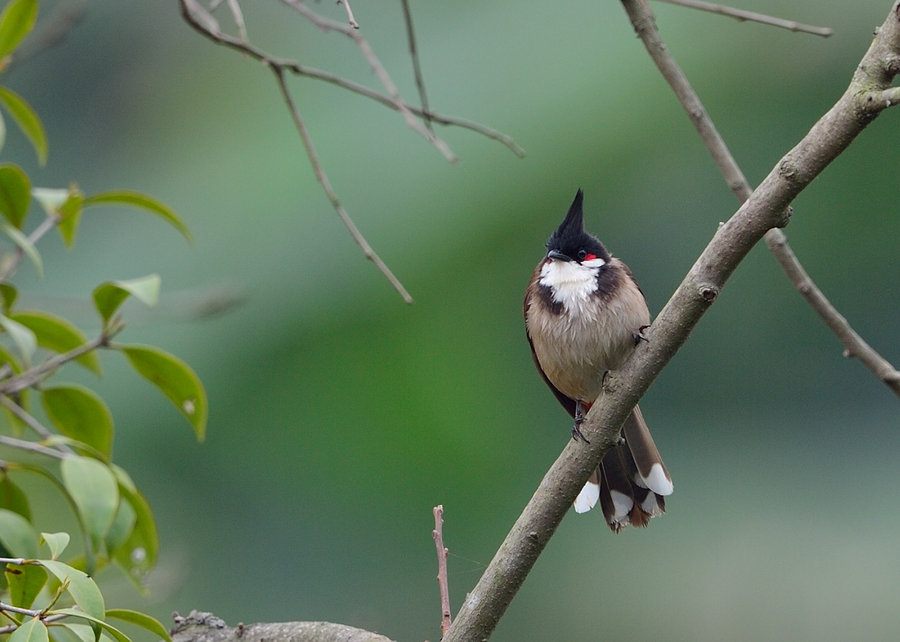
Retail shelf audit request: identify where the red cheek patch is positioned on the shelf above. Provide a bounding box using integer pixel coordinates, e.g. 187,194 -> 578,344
584,254 -> 597,261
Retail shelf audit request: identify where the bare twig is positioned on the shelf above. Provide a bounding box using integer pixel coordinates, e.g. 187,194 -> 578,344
337,0 -> 359,29
765,233 -> 900,395
179,2 -> 524,157
432,505 -> 452,637
0,213 -> 60,282
621,0 -> 900,398
224,0 -> 249,43
400,0 -> 434,132
446,3 -> 900,639
0,325 -> 120,395
655,0 -> 832,36
279,0 -> 456,162
270,66 -> 414,303
0,434 -> 67,459
179,0 -> 524,302
1,395 -> 51,439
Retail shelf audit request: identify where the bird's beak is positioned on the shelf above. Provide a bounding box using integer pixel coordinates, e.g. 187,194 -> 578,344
546,249 -> 571,262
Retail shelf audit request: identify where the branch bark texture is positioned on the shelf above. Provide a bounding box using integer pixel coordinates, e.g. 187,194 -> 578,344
444,3 -> 900,640
170,611 -> 396,642
621,0 -> 900,396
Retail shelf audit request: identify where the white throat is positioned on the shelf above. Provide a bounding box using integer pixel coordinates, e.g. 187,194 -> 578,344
538,258 -> 605,307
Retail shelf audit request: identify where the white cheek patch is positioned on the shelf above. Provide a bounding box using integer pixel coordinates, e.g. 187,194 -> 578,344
581,257 -> 606,269
538,259 -> 601,305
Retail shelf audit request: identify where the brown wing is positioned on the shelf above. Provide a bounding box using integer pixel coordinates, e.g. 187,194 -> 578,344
524,283 -> 577,418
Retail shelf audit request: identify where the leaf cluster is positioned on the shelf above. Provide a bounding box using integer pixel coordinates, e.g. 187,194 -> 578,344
0,1 -> 207,639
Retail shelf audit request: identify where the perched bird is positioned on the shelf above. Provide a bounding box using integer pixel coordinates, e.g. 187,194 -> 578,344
524,189 -> 673,531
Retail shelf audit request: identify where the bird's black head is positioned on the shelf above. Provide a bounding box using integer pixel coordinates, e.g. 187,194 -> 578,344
545,189 -> 610,263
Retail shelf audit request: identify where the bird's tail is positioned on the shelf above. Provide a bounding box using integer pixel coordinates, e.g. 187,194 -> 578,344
573,405 -> 673,532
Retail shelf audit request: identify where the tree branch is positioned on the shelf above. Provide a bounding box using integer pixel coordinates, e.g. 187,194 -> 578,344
654,0 -> 832,37
621,0 -> 900,398
444,3 -> 900,639
0,325 -> 118,395
431,505 -> 452,637
765,232 -> 900,394
269,66 -> 414,304
178,2 -> 524,157
169,610 -> 397,642
179,0 -> 524,303
400,0 -> 434,133
278,0 -> 455,162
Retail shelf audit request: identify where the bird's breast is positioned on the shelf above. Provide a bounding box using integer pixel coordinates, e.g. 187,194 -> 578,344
526,263 -> 649,403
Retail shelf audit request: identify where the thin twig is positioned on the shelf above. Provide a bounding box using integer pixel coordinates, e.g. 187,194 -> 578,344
0,326 -> 118,395
178,1 -> 524,156
0,434 -> 67,459
620,0 -> 899,398
432,505 -> 452,637
0,212 -> 60,282
400,0 -> 433,132
270,66 -> 414,303
654,0 -> 832,37
224,0 -> 248,43
279,0 -> 457,162
337,0 -> 359,29
765,233 -> 900,395
1,395 -> 51,440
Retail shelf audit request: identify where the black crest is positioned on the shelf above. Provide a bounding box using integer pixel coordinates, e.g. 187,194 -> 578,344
545,189 -> 609,261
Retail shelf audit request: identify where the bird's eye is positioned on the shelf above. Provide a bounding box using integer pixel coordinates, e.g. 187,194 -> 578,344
577,249 -> 588,260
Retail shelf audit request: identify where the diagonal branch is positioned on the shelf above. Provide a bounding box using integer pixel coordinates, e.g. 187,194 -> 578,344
179,0 -> 525,302
654,0 -> 832,37
278,0 -> 456,162
179,2 -> 524,156
622,0 -> 900,398
270,66 -> 414,303
400,0 -> 434,132
444,3 -> 900,639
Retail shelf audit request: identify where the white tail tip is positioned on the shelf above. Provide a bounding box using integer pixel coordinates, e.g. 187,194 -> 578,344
573,481 -> 600,513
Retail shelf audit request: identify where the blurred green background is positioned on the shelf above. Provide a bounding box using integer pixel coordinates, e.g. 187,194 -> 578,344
5,0 -> 899,640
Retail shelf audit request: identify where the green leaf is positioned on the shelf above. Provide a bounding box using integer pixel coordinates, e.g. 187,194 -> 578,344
8,616 -> 48,642
55,623 -> 99,642
0,473 -> 30,518
0,340 -> 20,371
0,312 -> 36,365
120,344 -> 206,441
0,280 -> 17,311
5,562 -> 47,610
0,508 -> 39,558
112,469 -> 158,579
92,274 -> 161,325
32,185 -> 85,247
106,609 -> 172,642
57,187 -> 85,247
103,498 -> 135,557
37,560 -> 105,620
82,190 -> 192,242
0,0 -> 37,60
41,385 -> 113,458
0,162 -> 30,227
10,310 -> 101,374
0,86 -> 47,166
60,455 -> 119,549
0,222 -> 42,277
40,531 -> 70,560
49,608 -> 128,642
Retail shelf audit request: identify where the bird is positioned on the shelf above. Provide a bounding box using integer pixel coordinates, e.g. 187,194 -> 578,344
523,189 -> 673,531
